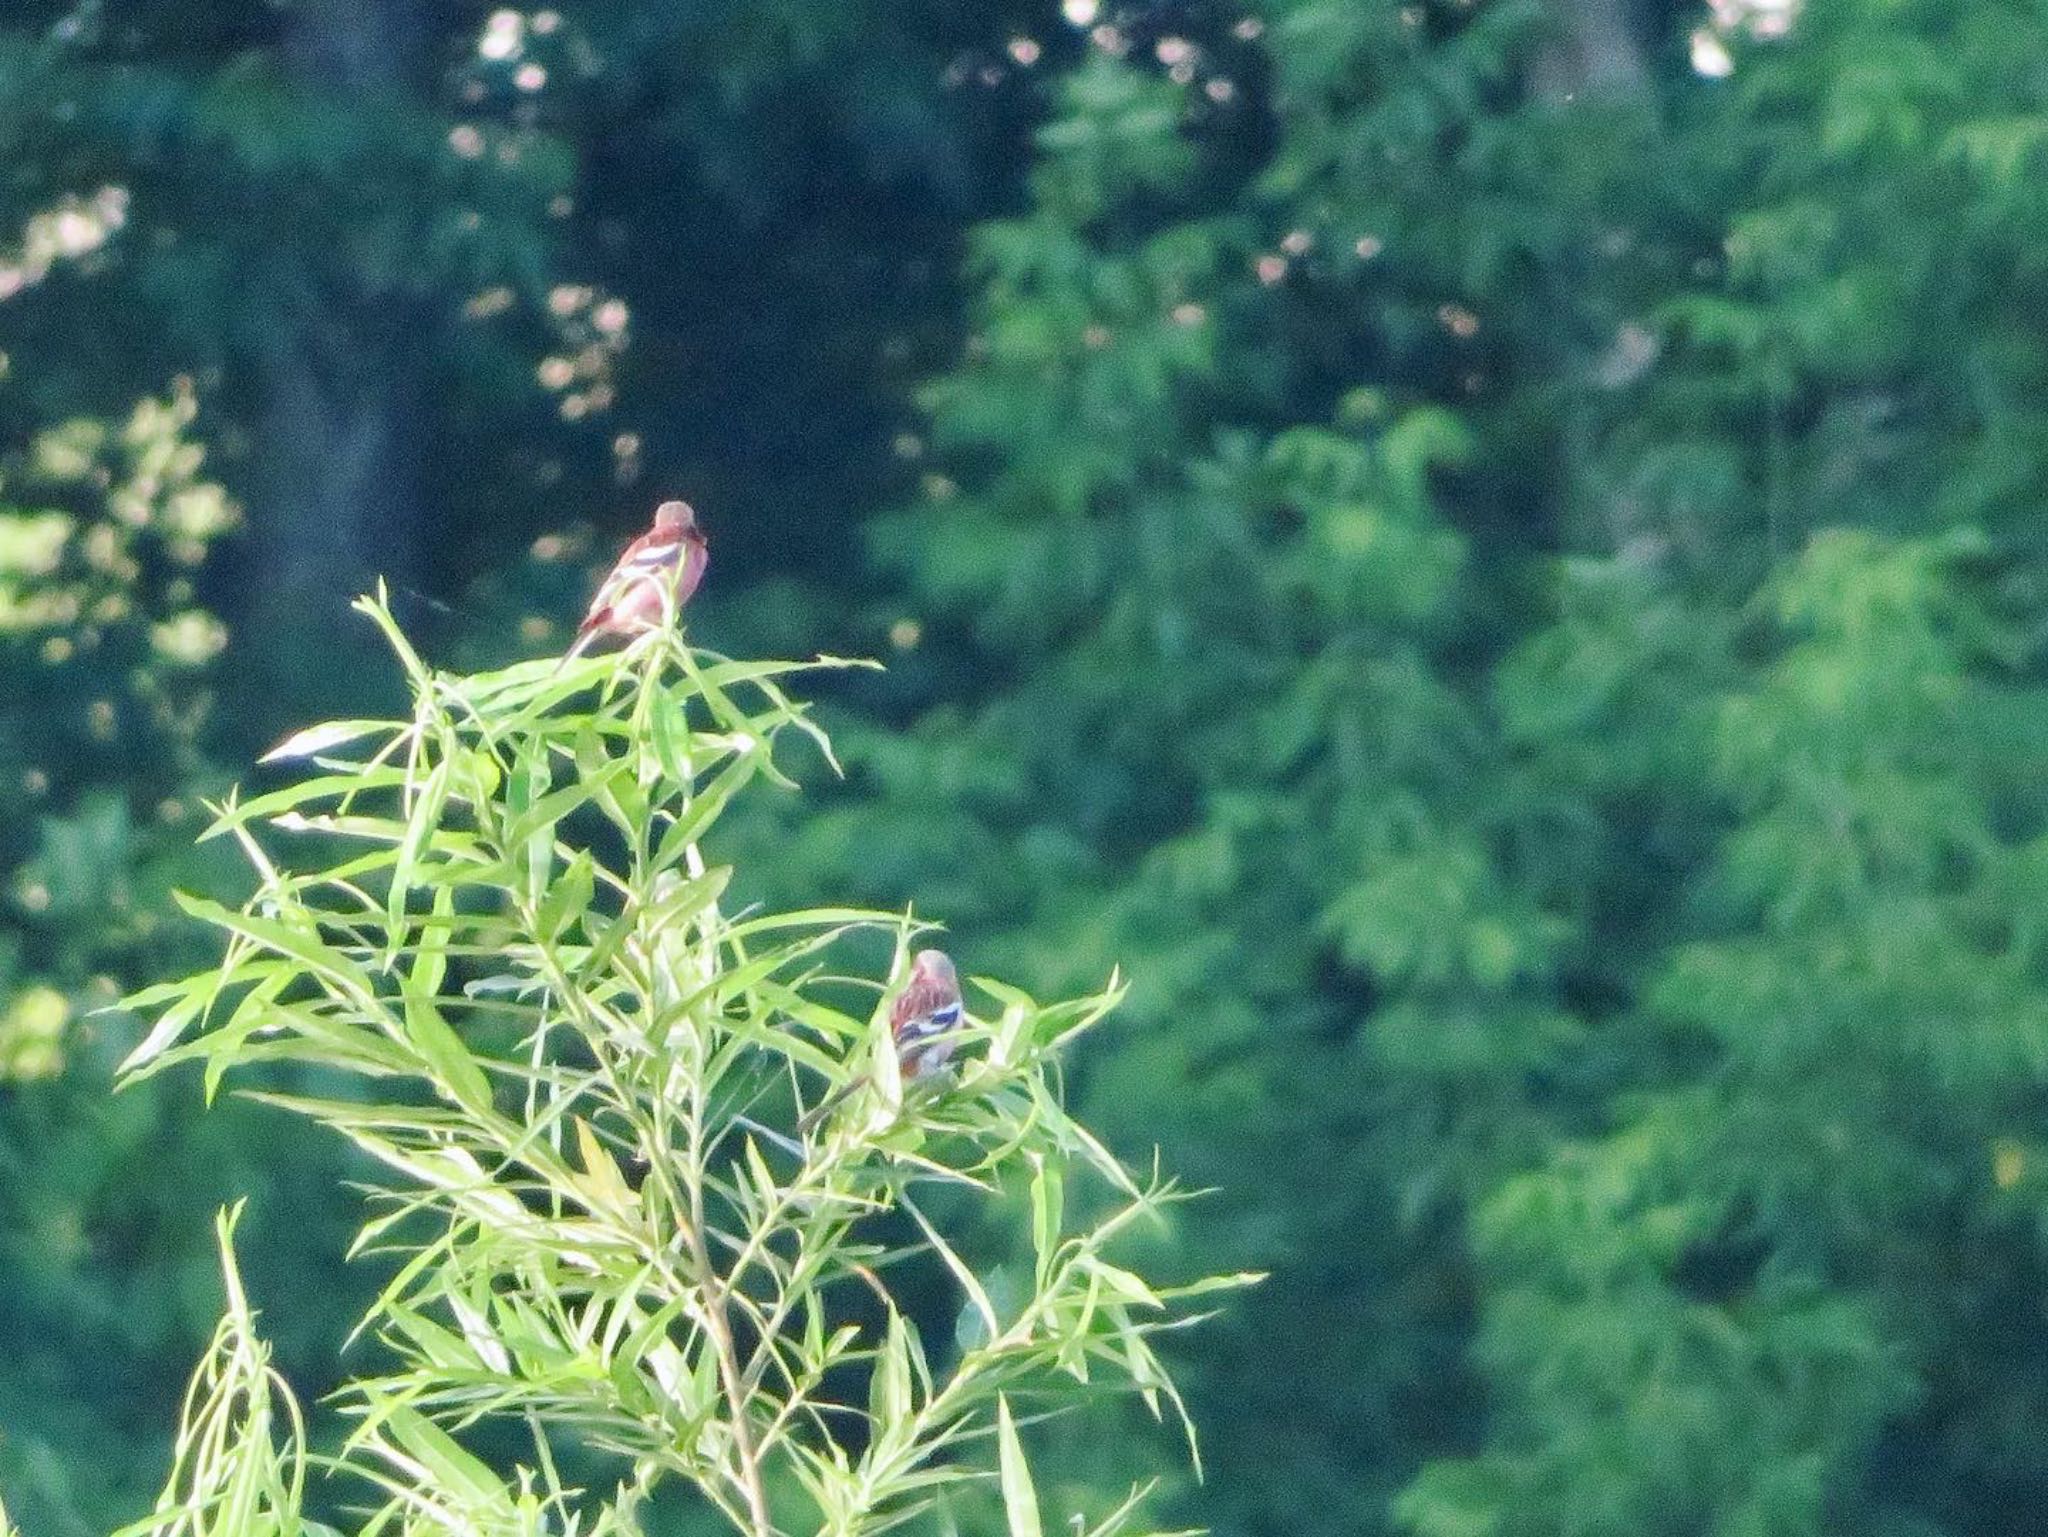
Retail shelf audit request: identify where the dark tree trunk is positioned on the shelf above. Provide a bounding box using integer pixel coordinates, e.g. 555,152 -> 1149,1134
1523,0 -> 1658,558
280,0 -> 428,87
1532,0 -> 1649,102
250,0 -> 434,713
257,332 -> 429,643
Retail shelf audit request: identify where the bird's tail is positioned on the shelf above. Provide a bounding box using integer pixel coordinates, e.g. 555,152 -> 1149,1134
797,1075 -> 868,1136
550,623 -> 601,678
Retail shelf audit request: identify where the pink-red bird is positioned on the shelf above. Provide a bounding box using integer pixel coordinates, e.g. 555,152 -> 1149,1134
559,500 -> 708,667
799,949 -> 965,1134
890,949 -> 964,1079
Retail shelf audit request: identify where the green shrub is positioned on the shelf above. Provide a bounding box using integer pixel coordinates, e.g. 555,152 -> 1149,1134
117,598 -> 1251,1537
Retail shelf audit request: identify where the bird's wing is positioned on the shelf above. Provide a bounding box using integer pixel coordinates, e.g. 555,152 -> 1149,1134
582,524 -> 684,626
891,976 -> 963,1043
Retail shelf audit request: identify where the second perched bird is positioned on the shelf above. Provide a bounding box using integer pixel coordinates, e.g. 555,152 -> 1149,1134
889,949 -> 964,1079
558,499 -> 709,667
799,949 -> 965,1133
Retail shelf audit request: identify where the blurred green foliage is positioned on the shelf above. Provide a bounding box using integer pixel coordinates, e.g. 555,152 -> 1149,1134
0,385 -> 272,1531
7,0 -> 2048,1535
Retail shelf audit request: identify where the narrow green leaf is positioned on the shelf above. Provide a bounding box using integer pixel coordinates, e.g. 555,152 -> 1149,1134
1092,1262 -> 1164,1310
649,683 -> 695,786
537,850 -> 596,940
871,1012 -> 904,1120
260,718 -> 403,763
742,1135 -> 780,1213
171,893 -> 382,1013
1030,1155 -> 1064,1291
402,996 -> 493,1111
573,1117 -> 638,1215
1158,1272 -> 1267,1300
651,746 -> 765,873
508,731 -> 553,913
871,1309 -> 915,1425
353,587 -> 432,689
574,728 -> 650,840
411,885 -> 456,1002
117,985 -> 208,1078
199,768 -> 411,837
997,1397 -> 1044,1537
504,765 -> 627,851
379,1405 -> 513,1513
905,1197 -> 999,1341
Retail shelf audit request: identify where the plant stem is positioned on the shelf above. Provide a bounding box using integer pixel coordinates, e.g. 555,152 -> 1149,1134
511,855 -> 772,1535
659,907 -> 775,1537
683,1115 -> 776,1537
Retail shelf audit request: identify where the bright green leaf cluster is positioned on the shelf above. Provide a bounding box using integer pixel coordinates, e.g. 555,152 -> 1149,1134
121,603 -> 1250,1537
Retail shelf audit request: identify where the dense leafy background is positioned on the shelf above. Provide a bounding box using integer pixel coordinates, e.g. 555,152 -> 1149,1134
6,1 -> 2048,1534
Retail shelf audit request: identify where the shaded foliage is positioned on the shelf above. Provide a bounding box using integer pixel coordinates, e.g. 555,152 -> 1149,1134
9,2 -> 2048,1536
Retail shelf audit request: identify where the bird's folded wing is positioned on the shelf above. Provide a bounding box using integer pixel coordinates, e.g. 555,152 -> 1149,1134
586,528 -> 683,615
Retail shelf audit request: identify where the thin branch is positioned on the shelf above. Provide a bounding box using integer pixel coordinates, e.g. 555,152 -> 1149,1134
681,1079 -> 777,1537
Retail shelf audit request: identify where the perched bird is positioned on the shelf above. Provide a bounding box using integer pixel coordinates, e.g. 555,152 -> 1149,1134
890,949 -> 964,1079
799,949 -> 965,1133
557,499 -> 708,668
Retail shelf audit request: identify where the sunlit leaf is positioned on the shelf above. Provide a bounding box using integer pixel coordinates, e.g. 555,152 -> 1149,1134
997,1397 -> 1044,1537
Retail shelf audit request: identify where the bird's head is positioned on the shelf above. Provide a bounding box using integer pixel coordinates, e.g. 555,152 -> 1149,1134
653,500 -> 704,542
910,949 -> 958,991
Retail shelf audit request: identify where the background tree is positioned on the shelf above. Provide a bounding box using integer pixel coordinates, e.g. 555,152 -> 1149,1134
9,1 -> 2048,1536
729,5 -> 2048,1537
